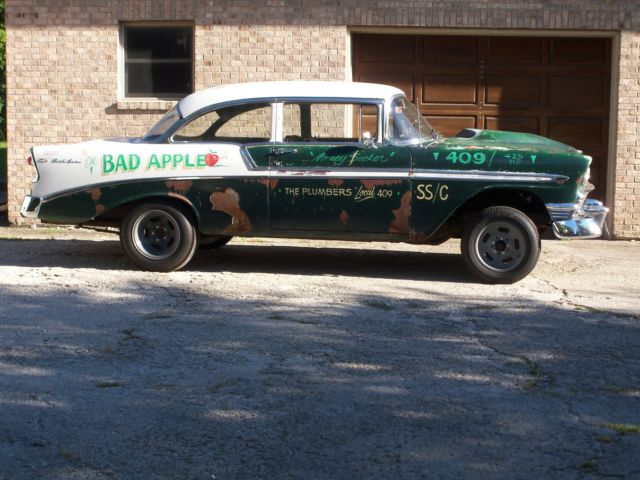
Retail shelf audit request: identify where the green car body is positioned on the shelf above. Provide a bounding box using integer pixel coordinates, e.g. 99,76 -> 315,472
21,81 -> 608,282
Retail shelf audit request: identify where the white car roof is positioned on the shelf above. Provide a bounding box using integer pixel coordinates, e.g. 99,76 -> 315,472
177,81 -> 404,118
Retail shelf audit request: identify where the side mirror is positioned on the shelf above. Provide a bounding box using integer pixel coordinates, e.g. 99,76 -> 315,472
362,131 -> 378,149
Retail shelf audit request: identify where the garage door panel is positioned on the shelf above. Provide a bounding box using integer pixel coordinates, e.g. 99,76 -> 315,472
487,37 -> 543,64
423,75 -> 477,104
547,117 -> 605,149
358,34 -> 416,63
358,72 -> 415,100
423,36 -> 478,64
549,76 -> 605,107
485,75 -> 541,106
427,116 -> 476,137
353,33 -> 611,199
485,116 -> 539,135
551,38 -> 606,65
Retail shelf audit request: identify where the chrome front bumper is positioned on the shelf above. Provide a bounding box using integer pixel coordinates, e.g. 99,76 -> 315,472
547,199 -> 609,239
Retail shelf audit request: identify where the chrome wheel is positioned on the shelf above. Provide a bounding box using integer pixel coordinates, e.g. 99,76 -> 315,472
474,220 -> 527,272
131,209 -> 181,260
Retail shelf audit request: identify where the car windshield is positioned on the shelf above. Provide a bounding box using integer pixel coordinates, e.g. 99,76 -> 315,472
142,106 -> 181,142
387,95 -> 437,144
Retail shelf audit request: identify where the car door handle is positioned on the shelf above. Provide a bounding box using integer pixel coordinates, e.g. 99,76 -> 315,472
270,148 -> 298,156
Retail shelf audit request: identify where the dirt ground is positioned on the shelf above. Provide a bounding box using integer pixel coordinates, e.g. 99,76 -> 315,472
0,225 -> 639,479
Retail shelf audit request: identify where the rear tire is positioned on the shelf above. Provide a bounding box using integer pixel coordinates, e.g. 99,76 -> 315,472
461,206 -> 540,284
120,203 -> 197,272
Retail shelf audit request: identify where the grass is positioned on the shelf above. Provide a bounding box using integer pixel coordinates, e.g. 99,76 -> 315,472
58,447 -> 77,460
600,422 -> 640,435
604,385 -> 639,395
120,328 -> 141,340
579,458 -> 597,473
595,435 -> 613,443
0,141 -> 6,177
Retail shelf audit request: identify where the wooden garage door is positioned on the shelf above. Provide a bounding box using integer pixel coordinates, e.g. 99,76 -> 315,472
353,34 -> 611,200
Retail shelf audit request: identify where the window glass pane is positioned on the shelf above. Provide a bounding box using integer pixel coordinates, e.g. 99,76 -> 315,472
387,95 -> 436,143
172,104 -> 271,143
143,106 -> 180,141
126,62 -> 192,97
124,25 -> 193,98
172,111 -> 220,141
360,104 -> 379,140
216,105 -> 272,141
283,103 -> 379,142
125,27 -> 192,60
283,103 -> 302,140
311,103 -> 351,140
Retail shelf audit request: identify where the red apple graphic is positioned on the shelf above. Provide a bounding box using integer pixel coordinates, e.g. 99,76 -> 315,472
205,153 -> 219,167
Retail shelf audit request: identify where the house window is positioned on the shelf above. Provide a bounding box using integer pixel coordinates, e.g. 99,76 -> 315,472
123,25 -> 193,98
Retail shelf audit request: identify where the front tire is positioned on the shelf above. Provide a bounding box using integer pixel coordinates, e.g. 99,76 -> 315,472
120,203 -> 197,272
461,206 -> 540,284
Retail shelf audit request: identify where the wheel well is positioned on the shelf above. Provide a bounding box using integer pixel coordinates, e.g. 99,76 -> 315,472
430,188 -> 550,242
91,195 -> 200,230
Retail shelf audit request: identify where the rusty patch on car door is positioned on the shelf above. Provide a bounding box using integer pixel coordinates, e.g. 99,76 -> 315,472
210,188 -> 252,234
165,180 -> 193,194
389,191 -> 411,233
257,178 -> 279,189
87,188 -> 106,216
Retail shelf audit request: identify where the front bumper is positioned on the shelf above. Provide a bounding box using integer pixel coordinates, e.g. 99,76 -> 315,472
20,195 -> 42,219
547,199 -> 609,239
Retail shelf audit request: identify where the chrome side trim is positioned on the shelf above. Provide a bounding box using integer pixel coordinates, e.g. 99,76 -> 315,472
269,168 -> 567,183
413,169 -> 568,183
270,168 -> 409,179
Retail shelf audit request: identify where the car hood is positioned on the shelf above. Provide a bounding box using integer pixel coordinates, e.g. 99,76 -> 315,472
441,128 -> 582,156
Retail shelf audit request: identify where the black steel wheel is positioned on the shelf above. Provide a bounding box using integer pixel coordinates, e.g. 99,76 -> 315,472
461,206 -> 540,284
120,203 -> 197,272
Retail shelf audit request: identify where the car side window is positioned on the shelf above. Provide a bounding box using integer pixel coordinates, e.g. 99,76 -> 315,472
172,103 -> 272,143
173,110 -> 220,140
283,102 -> 378,143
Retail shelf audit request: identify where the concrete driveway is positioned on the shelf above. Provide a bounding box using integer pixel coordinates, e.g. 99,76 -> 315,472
0,227 -> 639,479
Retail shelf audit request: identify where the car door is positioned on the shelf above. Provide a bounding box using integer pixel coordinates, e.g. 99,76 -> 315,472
265,101 -> 412,234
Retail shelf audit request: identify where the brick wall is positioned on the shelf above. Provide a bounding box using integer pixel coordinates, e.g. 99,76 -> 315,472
614,31 -> 640,239
5,0 -> 640,237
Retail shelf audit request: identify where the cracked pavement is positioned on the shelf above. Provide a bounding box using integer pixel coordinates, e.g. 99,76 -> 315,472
0,226 -> 639,479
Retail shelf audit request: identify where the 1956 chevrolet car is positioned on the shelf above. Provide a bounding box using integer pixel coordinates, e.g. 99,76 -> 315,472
21,81 -> 608,283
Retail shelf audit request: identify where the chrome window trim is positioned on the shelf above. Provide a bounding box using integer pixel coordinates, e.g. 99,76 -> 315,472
277,98 -> 385,145
159,96 -> 387,145
168,100 -> 276,145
